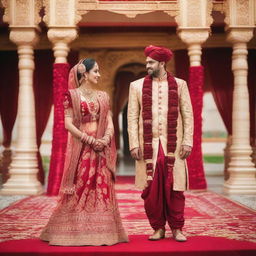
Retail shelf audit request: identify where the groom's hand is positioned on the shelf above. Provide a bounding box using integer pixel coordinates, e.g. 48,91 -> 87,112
179,145 -> 192,160
130,147 -> 142,160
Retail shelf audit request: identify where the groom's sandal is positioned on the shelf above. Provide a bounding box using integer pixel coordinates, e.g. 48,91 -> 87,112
148,228 -> 165,241
172,228 -> 187,242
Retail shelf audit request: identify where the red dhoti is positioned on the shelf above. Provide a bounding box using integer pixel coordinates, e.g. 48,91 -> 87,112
141,142 -> 185,230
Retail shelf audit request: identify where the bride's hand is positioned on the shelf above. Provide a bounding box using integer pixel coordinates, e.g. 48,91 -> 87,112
93,139 -> 105,152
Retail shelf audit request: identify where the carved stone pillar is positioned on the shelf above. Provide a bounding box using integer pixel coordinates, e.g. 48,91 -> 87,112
0,0 -> 43,195
0,29 -> 43,195
48,28 -> 77,63
43,0 -> 79,63
223,28 -> 256,194
178,29 -> 209,66
176,0 -> 212,190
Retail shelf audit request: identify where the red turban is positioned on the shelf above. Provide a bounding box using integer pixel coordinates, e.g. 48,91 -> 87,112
144,45 -> 173,63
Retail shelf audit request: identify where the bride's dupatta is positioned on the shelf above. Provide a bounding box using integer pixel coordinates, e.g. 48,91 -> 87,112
59,64 -> 117,197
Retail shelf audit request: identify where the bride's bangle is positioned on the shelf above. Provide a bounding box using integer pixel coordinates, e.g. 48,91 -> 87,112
80,133 -> 87,143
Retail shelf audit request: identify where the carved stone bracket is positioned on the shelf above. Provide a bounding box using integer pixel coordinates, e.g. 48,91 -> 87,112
178,28 -> 210,66
2,0 -> 42,28
48,27 -> 78,63
226,28 -> 254,44
77,0 -> 178,19
9,28 -> 39,47
43,0 -> 82,27
176,0 -> 213,28
224,0 -> 255,28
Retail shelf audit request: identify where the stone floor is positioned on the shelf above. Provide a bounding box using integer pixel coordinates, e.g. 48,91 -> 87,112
0,156 -> 255,211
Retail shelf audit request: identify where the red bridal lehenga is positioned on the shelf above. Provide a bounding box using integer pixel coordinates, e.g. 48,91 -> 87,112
40,65 -> 128,246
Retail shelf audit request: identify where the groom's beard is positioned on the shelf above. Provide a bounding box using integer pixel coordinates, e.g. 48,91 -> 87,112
147,68 -> 160,77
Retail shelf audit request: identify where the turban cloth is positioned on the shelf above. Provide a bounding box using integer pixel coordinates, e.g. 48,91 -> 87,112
144,45 -> 173,63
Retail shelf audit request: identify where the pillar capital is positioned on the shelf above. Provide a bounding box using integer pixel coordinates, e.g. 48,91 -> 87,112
178,28 -> 210,46
178,28 -> 210,67
9,28 -> 39,47
226,28 -> 254,44
47,27 -> 78,46
47,27 -> 78,63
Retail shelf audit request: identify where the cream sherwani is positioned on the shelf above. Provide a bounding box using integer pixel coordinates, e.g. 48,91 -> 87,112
127,76 -> 193,191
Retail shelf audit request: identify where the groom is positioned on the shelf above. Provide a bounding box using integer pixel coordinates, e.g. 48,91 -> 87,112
127,45 -> 193,242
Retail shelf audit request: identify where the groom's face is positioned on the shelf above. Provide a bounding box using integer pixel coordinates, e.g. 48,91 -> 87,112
146,57 -> 160,77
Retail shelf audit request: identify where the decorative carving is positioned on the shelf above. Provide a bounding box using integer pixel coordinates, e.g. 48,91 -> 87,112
176,0 -> 213,28
55,0 -> 70,26
75,0 -> 82,25
15,0 -> 31,25
178,29 -> 210,45
187,0 -> 202,27
213,0 -> 225,13
206,0 -> 214,27
236,0 -> 250,25
77,0 -> 178,19
43,0 -> 81,27
1,0 -> 9,23
9,28 -> 39,46
48,28 -> 78,63
178,28 -> 210,66
1,0 -> 42,26
227,28 -> 254,44
35,0 -> 43,25
223,0 -> 230,26
47,28 -> 77,44
224,0 -> 254,27
42,0 -> 50,25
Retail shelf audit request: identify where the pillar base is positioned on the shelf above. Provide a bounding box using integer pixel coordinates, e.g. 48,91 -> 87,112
223,178 -> 256,195
0,180 -> 43,195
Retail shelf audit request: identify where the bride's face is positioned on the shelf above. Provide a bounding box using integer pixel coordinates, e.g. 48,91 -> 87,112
86,62 -> 101,84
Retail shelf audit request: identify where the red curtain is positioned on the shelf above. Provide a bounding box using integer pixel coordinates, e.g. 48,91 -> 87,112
34,50 -> 55,184
0,50 -> 55,185
202,48 -> 234,135
47,50 -> 78,195
174,51 -> 207,189
0,51 -> 19,148
0,51 -> 19,183
187,66 -> 207,190
248,49 -> 256,148
46,63 -> 69,195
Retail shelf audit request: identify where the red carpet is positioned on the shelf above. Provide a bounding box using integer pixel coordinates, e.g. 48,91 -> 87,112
0,176 -> 255,255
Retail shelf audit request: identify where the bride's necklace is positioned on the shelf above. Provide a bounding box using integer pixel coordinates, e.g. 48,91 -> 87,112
78,87 -> 99,115
79,87 -> 96,97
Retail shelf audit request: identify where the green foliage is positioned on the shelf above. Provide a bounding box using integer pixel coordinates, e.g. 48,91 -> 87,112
203,155 -> 224,163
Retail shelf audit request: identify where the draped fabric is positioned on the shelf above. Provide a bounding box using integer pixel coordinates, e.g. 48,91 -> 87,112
174,50 -> 207,189
34,50 -> 54,184
47,63 -> 70,195
0,51 -> 19,183
186,66 -> 207,190
175,48 -> 256,178
202,48 -> 234,135
46,52 -> 78,195
0,50 -> 54,185
0,51 -> 19,148
248,49 -> 256,149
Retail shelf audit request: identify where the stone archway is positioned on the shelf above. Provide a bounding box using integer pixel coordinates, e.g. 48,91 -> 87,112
112,63 -> 146,156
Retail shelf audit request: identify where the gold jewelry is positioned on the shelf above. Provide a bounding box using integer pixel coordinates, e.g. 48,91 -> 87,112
78,87 -> 99,118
